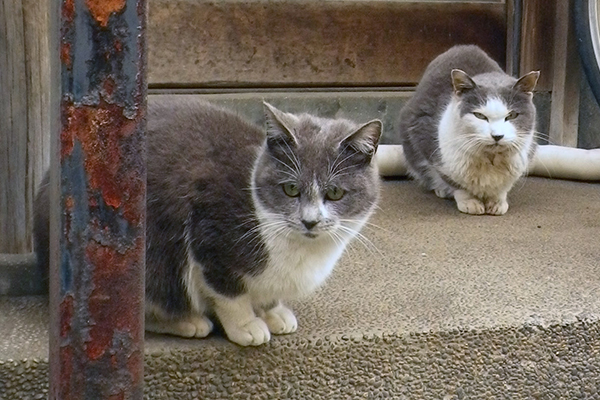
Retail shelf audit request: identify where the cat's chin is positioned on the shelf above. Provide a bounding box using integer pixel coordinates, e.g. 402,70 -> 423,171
290,229 -> 331,241
482,142 -> 516,153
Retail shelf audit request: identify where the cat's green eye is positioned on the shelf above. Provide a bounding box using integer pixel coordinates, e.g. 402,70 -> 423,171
473,112 -> 488,121
505,111 -> 519,121
282,183 -> 300,197
325,187 -> 345,201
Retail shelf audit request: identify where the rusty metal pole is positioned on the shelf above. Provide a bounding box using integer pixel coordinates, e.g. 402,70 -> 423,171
49,0 -> 147,399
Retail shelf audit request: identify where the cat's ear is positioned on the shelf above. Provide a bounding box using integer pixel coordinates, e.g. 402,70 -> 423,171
263,102 -> 298,146
513,71 -> 540,93
341,120 -> 382,160
451,69 -> 477,95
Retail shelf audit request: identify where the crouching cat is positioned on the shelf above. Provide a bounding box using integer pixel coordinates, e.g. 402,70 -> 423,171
398,45 -> 539,215
34,98 -> 382,346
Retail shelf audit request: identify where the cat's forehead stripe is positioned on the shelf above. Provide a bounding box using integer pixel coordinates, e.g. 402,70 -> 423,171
479,97 -> 508,118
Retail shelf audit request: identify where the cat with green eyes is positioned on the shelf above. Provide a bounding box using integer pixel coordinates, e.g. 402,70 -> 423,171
141,98 -> 382,346
398,45 -> 539,215
33,97 -> 381,346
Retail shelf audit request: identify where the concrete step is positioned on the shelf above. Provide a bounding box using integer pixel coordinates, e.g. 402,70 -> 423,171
1,178 -> 599,399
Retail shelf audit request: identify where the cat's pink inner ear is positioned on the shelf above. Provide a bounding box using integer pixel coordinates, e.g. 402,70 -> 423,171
513,71 -> 540,93
344,120 -> 382,155
451,69 -> 476,94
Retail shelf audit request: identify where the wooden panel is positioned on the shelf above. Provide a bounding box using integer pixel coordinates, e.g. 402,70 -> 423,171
520,0 -> 557,90
549,0 -> 580,147
149,1 -> 506,88
1,0 -> 28,253
0,0 -> 51,253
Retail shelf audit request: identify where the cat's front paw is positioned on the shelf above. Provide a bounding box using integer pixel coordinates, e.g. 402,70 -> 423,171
456,198 -> 485,215
225,317 -> 271,346
263,304 -> 298,335
485,199 -> 509,215
145,315 -> 213,338
434,187 -> 454,199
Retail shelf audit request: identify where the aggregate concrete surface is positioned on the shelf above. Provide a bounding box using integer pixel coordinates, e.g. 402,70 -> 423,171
1,178 -> 599,399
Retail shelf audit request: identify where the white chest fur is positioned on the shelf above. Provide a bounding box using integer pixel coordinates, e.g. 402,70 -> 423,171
245,233 -> 347,305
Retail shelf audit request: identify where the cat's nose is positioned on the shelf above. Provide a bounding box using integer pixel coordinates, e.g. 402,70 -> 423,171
491,134 -> 504,142
302,220 -> 319,230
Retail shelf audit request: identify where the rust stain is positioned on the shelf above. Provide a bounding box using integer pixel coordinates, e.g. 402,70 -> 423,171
64,196 -> 74,237
84,238 -> 144,361
85,0 -> 126,27
60,104 -> 76,160
63,0 -> 74,21
102,77 -> 116,97
60,295 -> 74,338
62,99 -> 139,215
61,42 -> 72,68
122,172 -> 145,226
65,197 -> 74,211
127,349 -> 144,385
59,346 -> 73,400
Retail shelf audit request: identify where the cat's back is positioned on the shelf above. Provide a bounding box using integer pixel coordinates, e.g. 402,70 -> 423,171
421,45 -> 503,86
407,45 -> 504,111
147,97 -> 263,173
147,97 -> 263,194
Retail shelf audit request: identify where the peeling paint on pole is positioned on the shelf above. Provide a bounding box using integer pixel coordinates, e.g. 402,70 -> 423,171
50,0 -> 146,399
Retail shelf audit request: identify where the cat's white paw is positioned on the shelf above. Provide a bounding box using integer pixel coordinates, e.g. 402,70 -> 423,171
145,315 -> 213,338
224,317 -> 271,346
456,198 -> 485,215
434,187 -> 453,199
485,199 -> 509,215
187,315 -> 214,338
263,304 -> 298,335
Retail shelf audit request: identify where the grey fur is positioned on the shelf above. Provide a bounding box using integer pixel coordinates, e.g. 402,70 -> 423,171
34,97 -> 381,345
397,45 -> 539,215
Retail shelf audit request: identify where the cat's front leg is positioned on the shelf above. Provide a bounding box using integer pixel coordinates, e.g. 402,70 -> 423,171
212,294 -> 271,346
485,193 -> 509,215
259,301 -> 298,335
454,189 -> 485,215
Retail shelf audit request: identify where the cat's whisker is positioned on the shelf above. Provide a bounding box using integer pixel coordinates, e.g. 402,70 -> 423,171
326,230 -> 345,249
330,144 -> 356,172
529,152 -> 553,179
339,218 -> 390,234
328,164 -> 359,181
328,147 -> 361,181
452,135 -> 483,156
271,156 -> 300,179
234,217 -> 289,246
280,139 -> 302,176
337,225 -> 380,256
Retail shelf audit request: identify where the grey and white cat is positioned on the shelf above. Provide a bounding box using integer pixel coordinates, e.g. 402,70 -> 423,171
398,45 -> 540,215
34,98 -> 382,346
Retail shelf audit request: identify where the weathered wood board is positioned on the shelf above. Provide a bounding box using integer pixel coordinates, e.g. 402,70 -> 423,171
148,1 -> 507,88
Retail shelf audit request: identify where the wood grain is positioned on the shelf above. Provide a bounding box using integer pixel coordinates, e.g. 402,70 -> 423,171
148,1 -> 506,87
519,0 -> 557,90
0,0 -> 51,253
1,0 -> 28,253
549,0 -> 580,147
